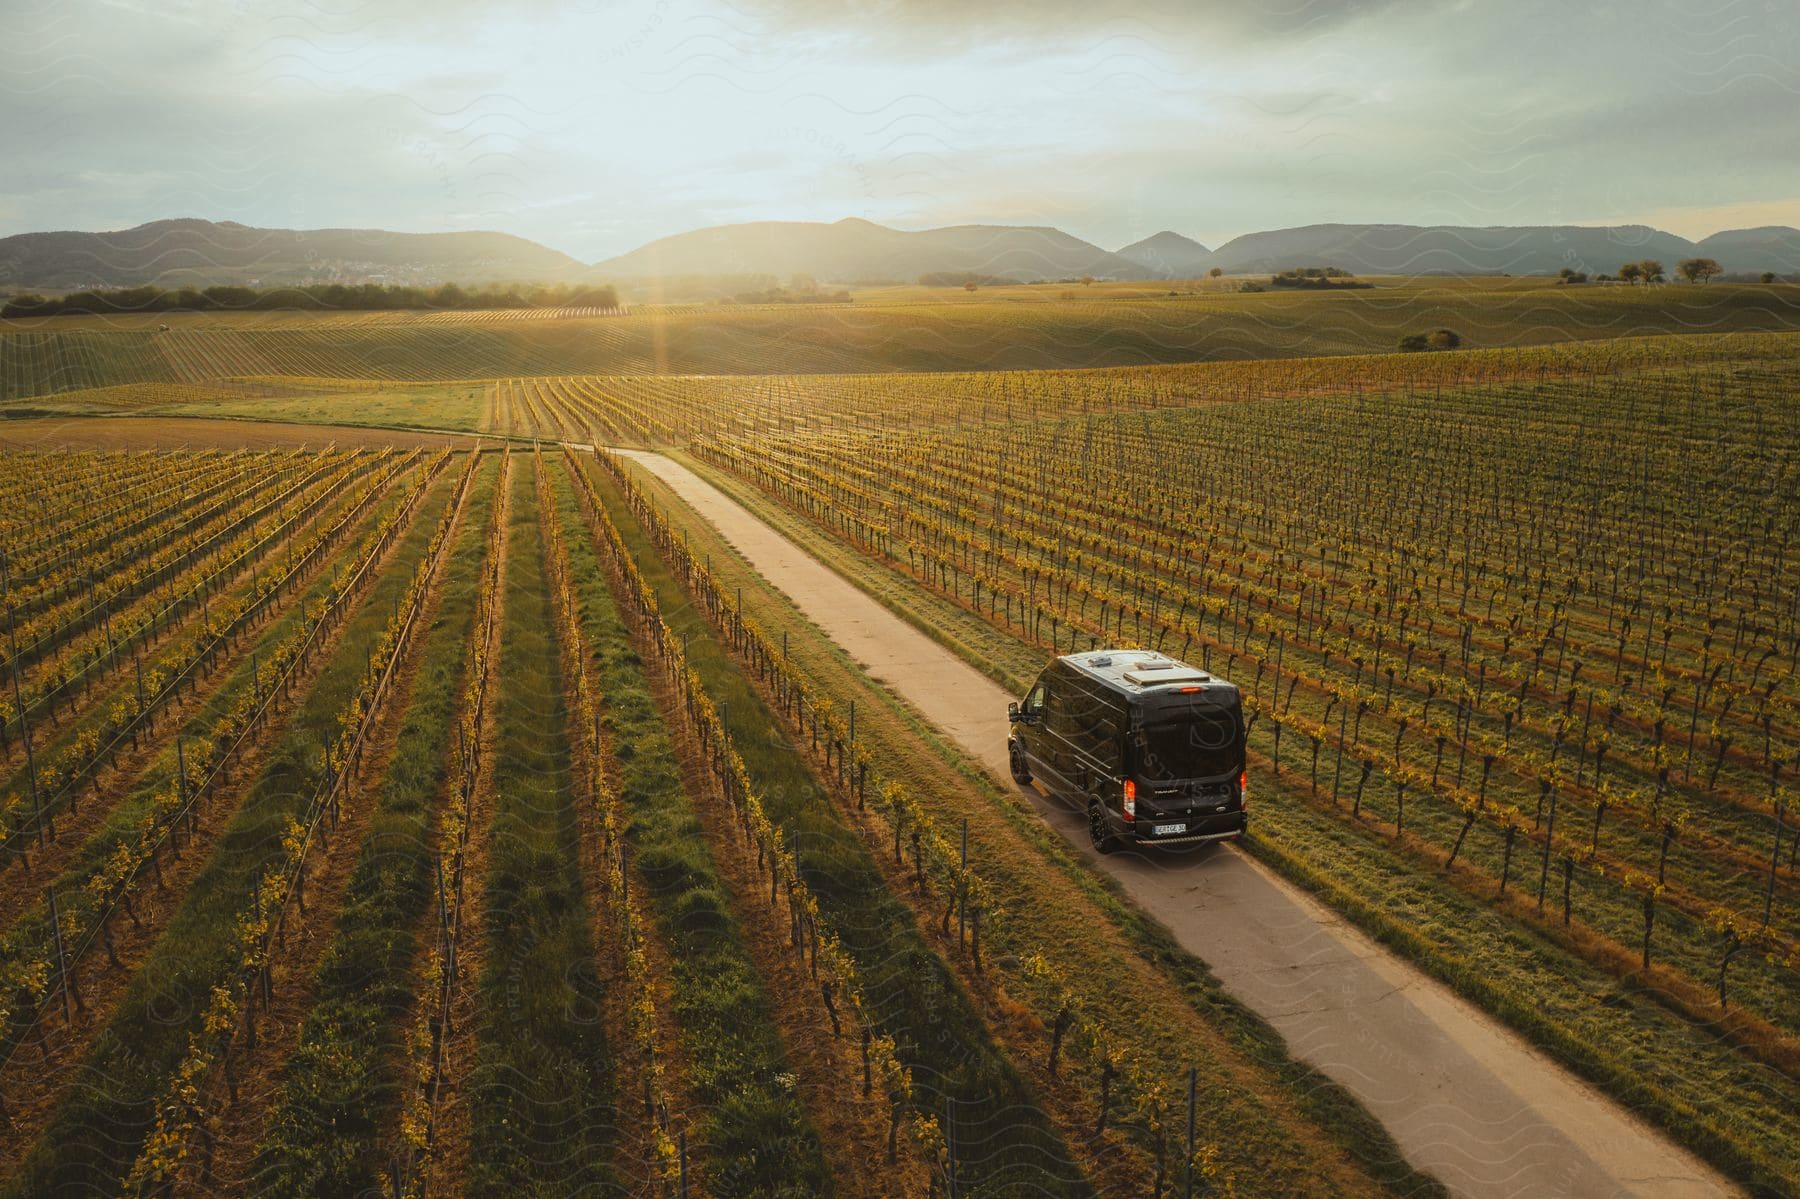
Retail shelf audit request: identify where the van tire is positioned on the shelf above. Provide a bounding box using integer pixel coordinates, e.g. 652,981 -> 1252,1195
1087,802 -> 1119,854
1009,741 -> 1032,784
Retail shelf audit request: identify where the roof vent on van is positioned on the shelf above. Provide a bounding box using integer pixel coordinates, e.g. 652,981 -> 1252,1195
1123,666 -> 1209,687
1088,655 -> 1114,667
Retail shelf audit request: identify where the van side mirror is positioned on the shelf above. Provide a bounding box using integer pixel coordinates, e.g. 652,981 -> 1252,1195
1008,702 -> 1021,723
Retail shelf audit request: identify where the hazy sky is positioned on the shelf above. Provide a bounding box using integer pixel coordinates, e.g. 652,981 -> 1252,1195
4,0 -> 1796,260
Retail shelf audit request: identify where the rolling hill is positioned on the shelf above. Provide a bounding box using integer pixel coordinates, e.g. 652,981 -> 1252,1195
4,216 -> 1794,293
600,218 -> 1797,284
1695,226 -> 1800,275
0,218 -> 588,289
1115,231 -> 1215,276
589,217 -> 1146,284
1200,223 -> 1707,277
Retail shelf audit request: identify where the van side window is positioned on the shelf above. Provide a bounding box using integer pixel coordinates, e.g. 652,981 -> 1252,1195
1042,683 -> 1069,737
1094,708 -> 1123,773
1070,687 -> 1122,773
1050,682 -> 1116,771
1024,683 -> 1047,717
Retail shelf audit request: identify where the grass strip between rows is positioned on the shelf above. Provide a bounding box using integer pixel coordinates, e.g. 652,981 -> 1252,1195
250,451 -> 501,1196
674,447 -> 1800,1197
573,450 -> 1096,1198
2,458 -> 461,1195
465,459 -> 618,1195
617,451 -> 1446,1198
549,457 -> 834,1195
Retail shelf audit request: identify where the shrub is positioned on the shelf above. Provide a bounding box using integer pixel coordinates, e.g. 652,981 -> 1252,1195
1398,329 -> 1461,352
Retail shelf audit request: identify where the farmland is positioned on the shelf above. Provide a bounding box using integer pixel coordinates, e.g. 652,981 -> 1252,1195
0,284 -> 1794,1196
670,350 -> 1800,1188
2,278 -> 1798,403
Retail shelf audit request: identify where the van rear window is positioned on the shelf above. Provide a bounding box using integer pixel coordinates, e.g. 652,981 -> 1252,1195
1135,709 -> 1241,781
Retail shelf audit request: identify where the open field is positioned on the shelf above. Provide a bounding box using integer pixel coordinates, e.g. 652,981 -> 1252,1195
0,292 -> 1793,1196
650,353 -> 1800,1193
605,444 -> 1740,1198
470,330 -> 1800,446
2,280 -> 1798,400
0,415 -> 485,451
0,442 -> 1466,1197
153,382 -> 491,433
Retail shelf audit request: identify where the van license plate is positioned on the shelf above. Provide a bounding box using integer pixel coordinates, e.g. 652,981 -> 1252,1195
1154,823 -> 1186,836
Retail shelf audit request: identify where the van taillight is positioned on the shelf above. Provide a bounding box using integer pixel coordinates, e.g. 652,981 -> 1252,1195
1239,769 -> 1248,810
1123,778 -> 1136,820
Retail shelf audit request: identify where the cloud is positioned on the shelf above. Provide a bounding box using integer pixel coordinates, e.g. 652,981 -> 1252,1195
1,0 -> 1795,260
748,0 -> 1443,55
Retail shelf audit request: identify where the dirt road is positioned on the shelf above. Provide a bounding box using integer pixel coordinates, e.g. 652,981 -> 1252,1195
612,448 -> 1735,1199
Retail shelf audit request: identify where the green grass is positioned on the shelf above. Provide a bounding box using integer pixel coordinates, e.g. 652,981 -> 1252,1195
251,453 -> 500,1196
548,464 -> 834,1196
159,382 -> 489,433
0,454 -> 379,873
1240,767 -> 1800,1197
2,465 -> 459,1196
671,449 -> 1044,695
465,461 -> 618,1196
669,449 -> 1800,1197
578,456 -> 1096,1198
0,463 -> 419,1053
3,452 -> 274,657
633,453 -> 1443,1198
4,283 -> 1798,401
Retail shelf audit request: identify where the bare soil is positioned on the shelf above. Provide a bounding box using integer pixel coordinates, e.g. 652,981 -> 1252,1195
635,597 -> 930,1198
418,455 -> 511,1196
180,463 -> 478,1194
550,471 -> 699,1192
0,471 -> 443,1171
0,469 -> 407,940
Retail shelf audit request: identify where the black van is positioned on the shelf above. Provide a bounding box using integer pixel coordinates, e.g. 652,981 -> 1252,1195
1007,650 -> 1247,852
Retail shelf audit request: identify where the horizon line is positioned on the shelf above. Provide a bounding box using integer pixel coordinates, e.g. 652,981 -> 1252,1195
4,212 -> 1795,269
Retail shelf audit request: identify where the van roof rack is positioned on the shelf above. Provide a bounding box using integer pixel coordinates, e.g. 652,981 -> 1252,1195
1123,665 -> 1209,687
1065,649 -> 1222,691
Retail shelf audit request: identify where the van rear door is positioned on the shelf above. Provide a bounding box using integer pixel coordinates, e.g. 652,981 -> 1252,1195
1130,691 -> 1244,797
1133,703 -> 1242,782
1126,694 -> 1246,835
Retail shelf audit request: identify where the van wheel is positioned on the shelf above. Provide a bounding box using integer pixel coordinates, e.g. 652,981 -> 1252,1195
1087,802 -> 1118,854
1009,741 -> 1032,785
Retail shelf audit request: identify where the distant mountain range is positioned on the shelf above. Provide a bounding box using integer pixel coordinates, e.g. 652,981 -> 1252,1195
1691,226 -> 1800,272
587,217 -> 1146,284
2,216 -> 1795,291
1196,223 -> 1783,277
0,218 -> 587,289
590,218 -> 1800,283
1115,231 -> 1215,276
